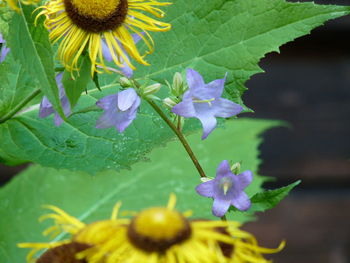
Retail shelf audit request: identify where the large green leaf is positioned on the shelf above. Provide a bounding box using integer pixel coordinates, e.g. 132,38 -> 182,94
0,0 -> 349,172
6,4 -> 65,118
0,118 -> 278,263
136,0 -> 350,105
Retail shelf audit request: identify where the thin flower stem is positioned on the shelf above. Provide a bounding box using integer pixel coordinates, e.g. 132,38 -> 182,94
177,116 -> 182,132
146,99 -> 206,178
0,89 -> 41,124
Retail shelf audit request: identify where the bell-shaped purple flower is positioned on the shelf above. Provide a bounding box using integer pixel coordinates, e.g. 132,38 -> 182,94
96,88 -> 141,133
172,69 -> 243,139
38,73 -> 71,126
101,34 -> 142,78
196,160 -> 253,217
0,34 -> 10,63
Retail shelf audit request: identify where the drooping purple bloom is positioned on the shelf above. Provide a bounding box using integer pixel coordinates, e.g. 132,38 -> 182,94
172,69 -> 243,139
196,160 -> 253,217
0,34 -> 10,63
96,88 -> 141,133
38,73 -> 71,126
101,34 -> 143,78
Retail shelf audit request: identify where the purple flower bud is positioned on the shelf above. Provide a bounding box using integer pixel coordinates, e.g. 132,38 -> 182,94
172,69 -> 243,139
101,34 -> 143,78
38,73 -> 71,126
96,88 -> 141,133
0,34 -> 10,63
196,160 -> 253,217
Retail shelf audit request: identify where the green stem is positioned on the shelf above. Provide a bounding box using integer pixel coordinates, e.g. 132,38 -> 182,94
0,89 -> 41,124
221,215 -> 227,221
146,99 -> 206,178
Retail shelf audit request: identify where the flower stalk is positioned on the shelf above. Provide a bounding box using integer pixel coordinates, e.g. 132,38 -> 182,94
145,98 -> 206,178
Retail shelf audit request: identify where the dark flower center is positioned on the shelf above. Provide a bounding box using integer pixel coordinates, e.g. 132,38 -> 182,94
64,0 -> 128,33
37,242 -> 91,263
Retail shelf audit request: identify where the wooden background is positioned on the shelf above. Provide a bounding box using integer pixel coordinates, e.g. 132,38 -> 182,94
1,1 -> 350,262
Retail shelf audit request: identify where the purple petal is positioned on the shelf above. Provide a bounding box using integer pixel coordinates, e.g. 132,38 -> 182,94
96,94 -> 118,110
101,40 -> 113,62
39,96 -> 55,118
216,160 -> 232,178
115,111 -> 135,132
204,74 -> 226,98
236,171 -> 253,190
54,113 -> 64,126
231,192 -> 251,211
114,98 -> 140,132
186,68 -> 205,91
61,97 -> 71,117
130,95 -> 141,112
172,91 -> 196,118
196,180 -> 214,198
197,115 -> 217,140
38,73 -> 71,125
0,45 -> 10,63
101,38 -> 134,77
96,108 -> 118,129
118,88 -> 138,111
121,62 -> 133,78
56,72 -> 64,87
0,34 -> 9,63
213,98 -> 243,118
132,33 -> 144,44
212,198 -> 231,217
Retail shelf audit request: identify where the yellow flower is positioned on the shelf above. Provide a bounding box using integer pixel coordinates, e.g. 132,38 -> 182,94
1,0 -> 39,12
36,0 -> 171,76
19,195 -> 285,263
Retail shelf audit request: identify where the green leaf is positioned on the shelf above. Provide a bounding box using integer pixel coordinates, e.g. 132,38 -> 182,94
136,0 -> 350,107
6,4 -> 65,118
1,0 -> 349,172
0,53 -> 39,118
0,118 -> 277,263
63,54 -> 92,108
249,180 -> 301,212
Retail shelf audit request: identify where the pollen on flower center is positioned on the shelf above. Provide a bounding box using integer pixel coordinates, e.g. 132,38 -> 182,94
64,0 -> 128,33
71,0 -> 120,19
127,207 -> 191,252
220,177 -> 233,195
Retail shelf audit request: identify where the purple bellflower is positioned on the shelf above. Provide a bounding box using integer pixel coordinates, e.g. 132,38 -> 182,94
172,69 -> 243,139
196,160 -> 253,217
96,88 -> 141,133
0,34 -> 10,63
101,34 -> 142,78
38,73 -> 71,126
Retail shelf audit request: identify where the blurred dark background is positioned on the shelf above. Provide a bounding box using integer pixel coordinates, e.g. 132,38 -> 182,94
242,1 -> 350,262
1,1 -> 350,262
